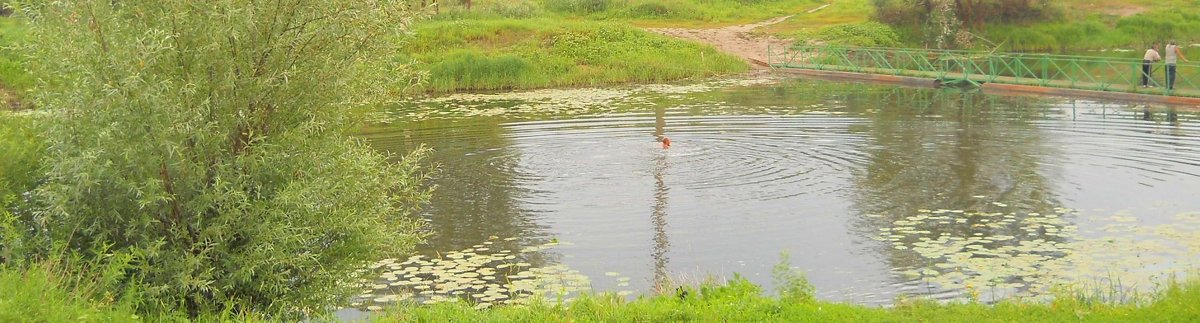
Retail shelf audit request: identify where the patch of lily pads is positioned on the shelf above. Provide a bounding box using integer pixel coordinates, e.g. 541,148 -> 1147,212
348,236 -> 634,311
369,76 -> 782,123
880,203 -> 1200,302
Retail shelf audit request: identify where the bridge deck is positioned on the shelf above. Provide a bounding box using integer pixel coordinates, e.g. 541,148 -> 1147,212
776,63 -> 1200,98
776,67 -> 1200,107
770,46 -> 1200,106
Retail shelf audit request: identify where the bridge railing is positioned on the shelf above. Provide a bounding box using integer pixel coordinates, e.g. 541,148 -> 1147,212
768,45 -> 1200,97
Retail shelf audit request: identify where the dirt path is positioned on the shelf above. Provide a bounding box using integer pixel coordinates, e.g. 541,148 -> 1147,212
644,16 -> 794,69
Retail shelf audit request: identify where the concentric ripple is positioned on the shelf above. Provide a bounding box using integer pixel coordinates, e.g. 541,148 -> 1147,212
354,80 -> 1200,314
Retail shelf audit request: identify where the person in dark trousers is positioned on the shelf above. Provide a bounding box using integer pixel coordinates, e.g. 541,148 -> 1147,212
1164,41 -> 1188,91
1143,44 -> 1161,87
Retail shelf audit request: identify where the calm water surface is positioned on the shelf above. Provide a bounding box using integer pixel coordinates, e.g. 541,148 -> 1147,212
350,78 -> 1200,313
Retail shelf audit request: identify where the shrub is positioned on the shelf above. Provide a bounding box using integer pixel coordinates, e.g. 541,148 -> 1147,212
629,2 -> 677,18
485,0 -> 542,18
624,1 -> 701,19
19,1 -> 429,319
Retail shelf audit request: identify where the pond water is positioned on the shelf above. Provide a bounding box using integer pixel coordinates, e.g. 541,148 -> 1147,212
346,77 -> 1200,314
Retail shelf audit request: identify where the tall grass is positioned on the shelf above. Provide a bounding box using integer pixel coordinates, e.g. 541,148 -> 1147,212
405,19 -> 747,93
0,259 -> 276,322
0,262 -> 142,322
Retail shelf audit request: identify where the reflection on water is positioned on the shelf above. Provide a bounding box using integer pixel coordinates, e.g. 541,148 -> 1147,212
356,78 -> 1200,312
847,89 -> 1066,301
651,105 -> 670,293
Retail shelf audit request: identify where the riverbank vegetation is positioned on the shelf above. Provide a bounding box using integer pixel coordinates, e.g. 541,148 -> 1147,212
736,0 -> 1199,53
3,0 -> 432,320
3,258 -> 1199,322
401,0 -> 780,93
6,1 -> 1200,96
404,18 -> 745,92
384,274 -> 1200,322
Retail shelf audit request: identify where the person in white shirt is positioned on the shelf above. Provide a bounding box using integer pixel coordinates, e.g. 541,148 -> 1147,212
1143,44 -> 1161,88
1164,41 -> 1188,90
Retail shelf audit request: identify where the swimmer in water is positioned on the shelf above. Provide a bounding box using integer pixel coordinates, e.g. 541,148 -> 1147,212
658,136 -> 671,149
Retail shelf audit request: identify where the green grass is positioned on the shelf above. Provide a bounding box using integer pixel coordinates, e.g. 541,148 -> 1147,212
404,18 -> 747,93
379,275 -> 1200,322
756,0 -> 874,39
405,0 -> 833,92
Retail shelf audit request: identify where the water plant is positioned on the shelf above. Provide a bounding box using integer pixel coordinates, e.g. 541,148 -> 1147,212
771,251 -> 816,303
349,237 -> 637,313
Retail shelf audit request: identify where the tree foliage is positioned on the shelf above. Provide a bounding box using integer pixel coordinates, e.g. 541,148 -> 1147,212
873,0 -> 1059,48
875,0 -> 1057,27
18,0 -> 429,318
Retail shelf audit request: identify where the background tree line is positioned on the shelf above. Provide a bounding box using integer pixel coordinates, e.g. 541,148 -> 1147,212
872,0 -> 1059,48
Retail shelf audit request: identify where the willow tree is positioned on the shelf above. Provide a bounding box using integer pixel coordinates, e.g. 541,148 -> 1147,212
20,1 -> 427,318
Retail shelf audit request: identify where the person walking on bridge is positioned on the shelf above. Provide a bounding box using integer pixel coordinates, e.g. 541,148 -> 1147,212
1143,43 -> 1161,88
1165,41 -> 1188,91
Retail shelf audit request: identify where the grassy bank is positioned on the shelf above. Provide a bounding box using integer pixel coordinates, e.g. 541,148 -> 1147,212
755,0 -> 872,40
381,276 -> 1200,322
403,18 -> 747,93
3,261 -> 1198,322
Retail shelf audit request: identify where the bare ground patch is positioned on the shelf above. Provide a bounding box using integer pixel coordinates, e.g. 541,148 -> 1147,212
643,16 -> 793,69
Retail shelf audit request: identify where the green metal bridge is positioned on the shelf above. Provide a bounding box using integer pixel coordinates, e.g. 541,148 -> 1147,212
768,45 -> 1200,100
